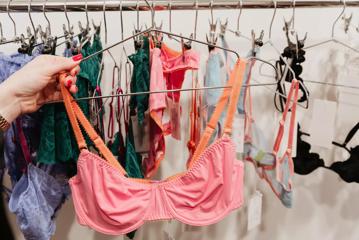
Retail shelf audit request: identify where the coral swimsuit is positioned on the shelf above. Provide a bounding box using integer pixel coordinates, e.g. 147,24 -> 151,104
60,59 -> 246,235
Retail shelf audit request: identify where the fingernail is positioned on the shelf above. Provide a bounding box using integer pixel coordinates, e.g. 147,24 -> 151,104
72,54 -> 83,62
67,80 -> 72,87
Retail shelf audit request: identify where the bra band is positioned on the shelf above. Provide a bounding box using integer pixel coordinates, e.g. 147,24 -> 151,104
189,59 -> 247,168
61,59 -> 246,176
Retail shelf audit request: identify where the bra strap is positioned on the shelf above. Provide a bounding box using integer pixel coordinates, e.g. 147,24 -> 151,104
273,79 -> 299,154
189,60 -> 246,168
60,74 -> 127,175
223,61 -> 248,134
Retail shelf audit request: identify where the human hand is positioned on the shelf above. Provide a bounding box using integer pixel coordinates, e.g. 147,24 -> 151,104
0,54 -> 81,124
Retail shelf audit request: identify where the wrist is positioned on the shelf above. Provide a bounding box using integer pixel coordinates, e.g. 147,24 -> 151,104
0,82 -> 22,124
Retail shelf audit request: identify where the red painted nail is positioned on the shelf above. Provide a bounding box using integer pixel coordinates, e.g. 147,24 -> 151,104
72,54 -> 83,62
67,80 -> 72,87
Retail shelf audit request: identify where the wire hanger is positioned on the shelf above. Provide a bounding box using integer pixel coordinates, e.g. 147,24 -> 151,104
259,0 -> 309,111
305,0 -> 359,53
39,0 -> 57,55
226,0 -> 251,41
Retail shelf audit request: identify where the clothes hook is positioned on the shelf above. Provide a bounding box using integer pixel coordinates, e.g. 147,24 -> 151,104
194,0 -> 199,39
136,0 -> 140,31
210,0 -> 214,26
120,0 -> 124,40
85,0 -> 90,31
291,0 -> 296,33
103,0 -> 108,44
236,0 -> 243,35
64,0 -> 72,36
332,0 -> 346,38
269,0 -> 277,40
28,0 -> 36,35
43,0 -> 51,35
169,0 -> 172,33
7,0 -> 17,40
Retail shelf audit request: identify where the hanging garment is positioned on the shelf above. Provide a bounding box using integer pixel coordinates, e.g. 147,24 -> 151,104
0,52 -> 41,186
187,71 -> 202,158
60,59 -> 246,235
243,77 -> 299,208
203,49 -> 228,142
37,35 -> 103,165
329,122 -> 359,183
144,47 -> 167,178
294,122 -> 359,183
129,37 -> 150,125
293,124 -> 325,175
161,43 -> 200,139
8,164 -> 67,240
161,44 -> 200,103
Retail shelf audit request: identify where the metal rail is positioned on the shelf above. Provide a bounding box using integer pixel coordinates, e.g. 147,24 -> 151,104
0,1 -> 358,12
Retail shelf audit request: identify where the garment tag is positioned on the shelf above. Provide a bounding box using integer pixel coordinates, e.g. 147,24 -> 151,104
232,113 -> 245,154
309,99 -> 337,149
131,111 -> 150,153
247,191 -> 263,231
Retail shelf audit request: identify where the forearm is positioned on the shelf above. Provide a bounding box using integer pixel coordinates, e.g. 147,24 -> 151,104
0,81 -> 22,124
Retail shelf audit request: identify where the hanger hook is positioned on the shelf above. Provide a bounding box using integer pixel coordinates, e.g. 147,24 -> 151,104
43,0 -> 51,35
64,0 -> 71,34
169,0 -> 172,33
7,0 -> 17,40
136,0 -> 140,30
120,0 -> 124,40
103,0 -> 108,44
210,0 -> 214,25
332,0 -> 346,37
194,0 -> 199,39
292,0 -> 296,31
86,0 -> 89,30
28,0 -> 36,35
269,0 -> 277,40
237,0 -> 243,33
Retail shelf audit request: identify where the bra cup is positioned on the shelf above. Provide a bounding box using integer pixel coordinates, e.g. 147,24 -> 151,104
293,131 -> 325,175
329,146 -> 359,183
164,139 -> 240,225
70,151 -> 152,232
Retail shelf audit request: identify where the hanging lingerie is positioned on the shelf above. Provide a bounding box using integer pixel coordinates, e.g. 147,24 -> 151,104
60,59 -> 246,235
243,67 -> 300,208
294,122 -> 359,183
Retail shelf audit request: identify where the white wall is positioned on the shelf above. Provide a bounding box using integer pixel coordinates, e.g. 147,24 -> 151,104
2,4 -> 359,240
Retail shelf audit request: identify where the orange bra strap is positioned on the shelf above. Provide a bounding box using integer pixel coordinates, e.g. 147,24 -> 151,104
273,80 -> 299,154
71,102 -> 126,175
188,60 -> 246,168
60,74 -> 127,175
60,75 -> 87,150
223,60 -> 247,134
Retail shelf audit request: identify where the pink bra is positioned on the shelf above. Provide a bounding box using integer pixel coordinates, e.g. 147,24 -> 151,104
60,60 -> 246,235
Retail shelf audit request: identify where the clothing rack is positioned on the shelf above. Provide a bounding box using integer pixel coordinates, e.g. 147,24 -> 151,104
0,1 -> 359,12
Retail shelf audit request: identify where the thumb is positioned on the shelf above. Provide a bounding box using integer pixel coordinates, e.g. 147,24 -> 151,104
44,54 -> 82,75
